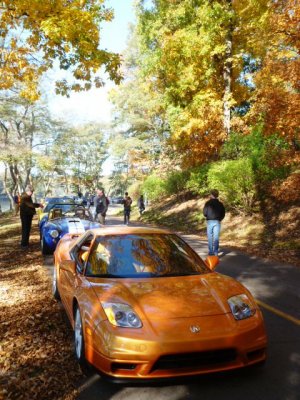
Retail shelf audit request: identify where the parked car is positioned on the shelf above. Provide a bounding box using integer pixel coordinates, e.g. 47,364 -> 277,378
53,226 -> 267,381
38,197 -> 75,226
40,203 -> 100,255
111,196 -> 124,204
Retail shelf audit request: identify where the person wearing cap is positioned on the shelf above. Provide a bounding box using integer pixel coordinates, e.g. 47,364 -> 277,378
203,189 -> 226,256
20,185 -> 43,248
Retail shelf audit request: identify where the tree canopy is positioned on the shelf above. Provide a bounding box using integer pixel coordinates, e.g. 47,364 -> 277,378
0,0 -> 122,99
110,0 -> 299,168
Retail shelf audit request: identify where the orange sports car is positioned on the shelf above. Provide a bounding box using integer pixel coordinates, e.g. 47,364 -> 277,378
53,226 -> 267,381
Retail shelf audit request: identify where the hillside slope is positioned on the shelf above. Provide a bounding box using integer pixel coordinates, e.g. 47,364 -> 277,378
140,173 -> 300,267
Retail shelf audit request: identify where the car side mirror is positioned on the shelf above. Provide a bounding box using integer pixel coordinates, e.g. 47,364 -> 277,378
60,260 -> 76,274
205,255 -> 219,271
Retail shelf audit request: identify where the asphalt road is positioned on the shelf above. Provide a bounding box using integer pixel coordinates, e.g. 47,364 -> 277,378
44,205 -> 300,400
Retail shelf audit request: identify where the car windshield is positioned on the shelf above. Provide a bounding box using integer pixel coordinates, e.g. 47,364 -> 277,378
47,204 -> 92,220
85,234 -> 209,278
44,201 -> 74,213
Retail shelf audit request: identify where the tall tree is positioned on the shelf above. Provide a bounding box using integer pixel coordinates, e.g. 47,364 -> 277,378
250,0 -> 300,153
109,27 -> 170,180
52,123 -> 109,193
0,94 -> 59,204
136,0 -> 271,165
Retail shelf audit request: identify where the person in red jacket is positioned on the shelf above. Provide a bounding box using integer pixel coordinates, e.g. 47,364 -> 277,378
20,185 -> 43,248
203,189 -> 225,256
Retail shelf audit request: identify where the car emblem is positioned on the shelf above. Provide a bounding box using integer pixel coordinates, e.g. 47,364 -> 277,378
190,325 -> 201,333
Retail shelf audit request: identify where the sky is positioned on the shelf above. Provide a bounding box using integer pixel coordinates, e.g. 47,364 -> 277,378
47,0 -> 136,125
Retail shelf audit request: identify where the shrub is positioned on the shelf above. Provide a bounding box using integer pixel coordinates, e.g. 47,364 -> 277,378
142,174 -> 167,201
127,181 -> 143,201
207,158 -> 256,213
221,126 -> 291,185
186,164 -> 210,196
164,170 -> 190,196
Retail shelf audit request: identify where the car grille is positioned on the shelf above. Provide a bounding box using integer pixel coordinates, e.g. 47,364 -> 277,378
151,349 -> 237,372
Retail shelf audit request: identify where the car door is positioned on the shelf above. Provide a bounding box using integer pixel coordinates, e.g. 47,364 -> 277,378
59,233 -> 94,322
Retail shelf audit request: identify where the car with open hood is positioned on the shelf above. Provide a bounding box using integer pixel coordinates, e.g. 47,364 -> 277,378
53,226 -> 267,381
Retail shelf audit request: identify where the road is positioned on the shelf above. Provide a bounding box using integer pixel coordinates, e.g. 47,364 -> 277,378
44,205 -> 300,400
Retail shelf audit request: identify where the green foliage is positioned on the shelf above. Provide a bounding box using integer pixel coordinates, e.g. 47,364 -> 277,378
186,164 -> 210,196
127,181 -> 143,200
207,158 -> 256,213
164,170 -> 190,196
221,127 -> 291,184
142,174 -> 167,201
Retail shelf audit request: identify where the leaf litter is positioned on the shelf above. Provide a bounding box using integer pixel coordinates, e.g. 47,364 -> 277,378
0,216 -> 82,400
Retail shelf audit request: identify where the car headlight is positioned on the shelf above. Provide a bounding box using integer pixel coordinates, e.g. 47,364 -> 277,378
228,294 -> 256,320
50,229 -> 59,238
101,302 -> 142,328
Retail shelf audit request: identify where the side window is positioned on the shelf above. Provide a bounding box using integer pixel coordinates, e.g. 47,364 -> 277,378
71,234 -> 93,273
86,241 -> 110,276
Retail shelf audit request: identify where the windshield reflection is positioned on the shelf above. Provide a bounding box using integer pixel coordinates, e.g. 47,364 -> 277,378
86,234 -> 209,278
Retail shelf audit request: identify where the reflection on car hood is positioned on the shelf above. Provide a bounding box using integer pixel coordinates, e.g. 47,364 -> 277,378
90,273 -> 244,319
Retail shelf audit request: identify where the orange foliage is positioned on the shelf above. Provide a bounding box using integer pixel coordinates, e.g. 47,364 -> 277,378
172,113 -> 225,167
251,1 -> 300,145
270,172 -> 300,204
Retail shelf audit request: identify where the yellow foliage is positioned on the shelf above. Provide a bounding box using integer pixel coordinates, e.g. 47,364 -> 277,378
0,0 -> 121,98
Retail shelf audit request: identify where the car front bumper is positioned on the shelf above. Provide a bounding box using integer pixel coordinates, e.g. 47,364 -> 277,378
84,311 -> 267,380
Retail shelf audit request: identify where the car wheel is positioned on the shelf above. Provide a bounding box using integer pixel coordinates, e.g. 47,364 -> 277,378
52,266 -> 60,301
41,236 -> 52,255
74,306 -> 91,375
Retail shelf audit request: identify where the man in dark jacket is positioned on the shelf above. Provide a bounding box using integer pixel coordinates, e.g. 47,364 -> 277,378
20,185 -> 43,248
123,192 -> 132,225
94,188 -> 108,224
203,189 -> 225,256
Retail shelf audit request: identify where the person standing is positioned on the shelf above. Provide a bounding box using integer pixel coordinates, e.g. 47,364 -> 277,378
203,189 -> 225,256
13,192 -> 20,216
20,185 -> 43,248
123,192 -> 132,225
137,195 -> 145,216
94,188 -> 108,225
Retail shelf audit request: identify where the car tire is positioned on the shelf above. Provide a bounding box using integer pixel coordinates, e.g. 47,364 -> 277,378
52,266 -> 60,301
74,306 -> 92,375
41,236 -> 52,255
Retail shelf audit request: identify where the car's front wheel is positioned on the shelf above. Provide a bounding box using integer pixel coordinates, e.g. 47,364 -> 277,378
74,306 -> 91,375
52,267 -> 60,300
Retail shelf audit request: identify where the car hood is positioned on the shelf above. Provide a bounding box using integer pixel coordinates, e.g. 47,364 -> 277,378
46,218 -> 100,233
90,273 -> 246,319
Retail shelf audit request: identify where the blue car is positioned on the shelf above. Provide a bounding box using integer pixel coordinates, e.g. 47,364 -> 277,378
40,203 -> 101,255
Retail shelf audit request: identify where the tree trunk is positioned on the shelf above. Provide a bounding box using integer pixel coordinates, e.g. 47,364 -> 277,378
223,0 -> 233,137
3,166 -> 14,210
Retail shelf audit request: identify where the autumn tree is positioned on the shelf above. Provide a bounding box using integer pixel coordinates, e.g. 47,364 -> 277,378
250,0 -> 300,155
0,0 -> 122,100
51,123 -> 109,193
135,0 -> 273,165
0,94 -> 58,204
